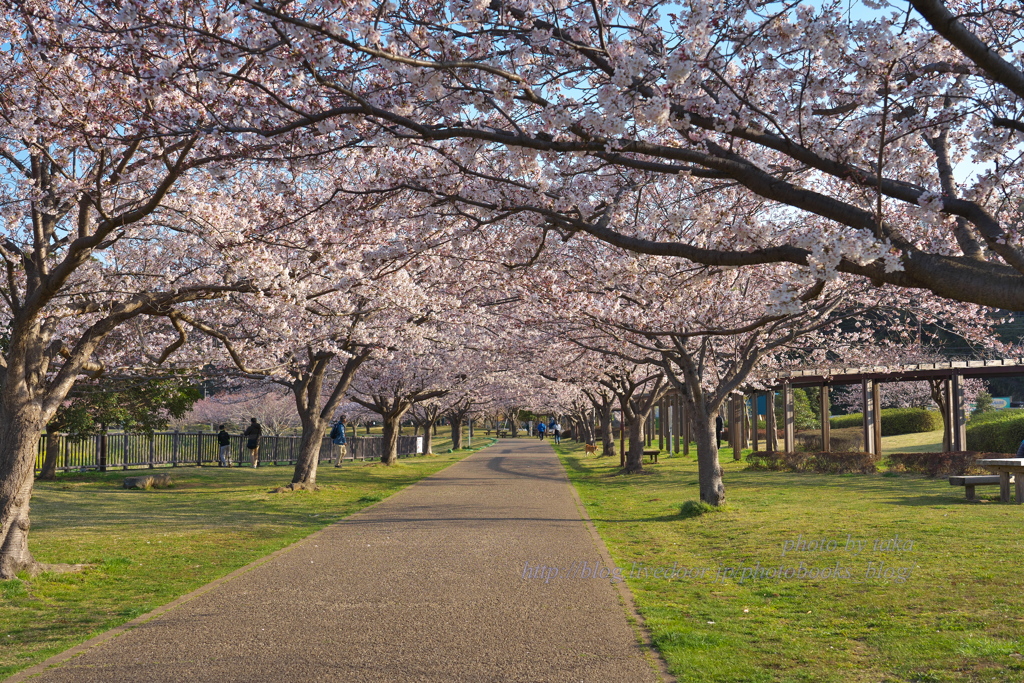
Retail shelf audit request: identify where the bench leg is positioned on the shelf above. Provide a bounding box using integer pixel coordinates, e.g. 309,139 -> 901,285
965,485 -> 976,501
1000,472 -> 1011,503
1015,476 -> 1024,505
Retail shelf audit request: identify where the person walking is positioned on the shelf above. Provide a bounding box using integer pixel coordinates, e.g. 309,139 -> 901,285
552,421 -> 562,444
331,416 -> 348,467
217,425 -> 232,467
244,417 -> 262,468
536,421 -> 547,440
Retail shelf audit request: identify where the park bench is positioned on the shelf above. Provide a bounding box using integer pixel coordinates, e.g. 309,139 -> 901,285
643,448 -> 661,464
497,430 -> 508,438
948,475 -> 1010,500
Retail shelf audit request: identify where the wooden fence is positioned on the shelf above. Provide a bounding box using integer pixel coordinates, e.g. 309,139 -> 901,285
34,432 -> 423,473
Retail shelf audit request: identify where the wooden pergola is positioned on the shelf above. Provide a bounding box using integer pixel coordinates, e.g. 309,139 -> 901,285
642,359 -> 1024,457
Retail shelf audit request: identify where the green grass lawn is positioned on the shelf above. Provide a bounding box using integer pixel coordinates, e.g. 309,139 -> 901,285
553,441 -> 1024,683
1,438 -> 491,678
882,429 -> 946,454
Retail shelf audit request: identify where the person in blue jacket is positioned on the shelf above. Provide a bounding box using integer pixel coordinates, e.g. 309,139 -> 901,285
537,421 -> 547,440
331,416 -> 348,466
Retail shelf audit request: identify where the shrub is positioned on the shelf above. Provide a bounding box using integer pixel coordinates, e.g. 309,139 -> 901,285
793,427 -> 863,452
746,450 -> 879,474
829,408 -> 942,436
966,412 -> 1024,454
886,452 -> 993,477
678,500 -> 725,518
829,413 -> 863,430
968,408 -> 1024,426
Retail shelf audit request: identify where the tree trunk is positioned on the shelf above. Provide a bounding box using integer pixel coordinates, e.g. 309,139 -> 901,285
600,408 -> 614,457
290,415 -> 327,489
623,414 -> 646,473
451,418 -> 463,450
693,413 -> 726,506
0,405 -> 47,579
423,419 -> 436,454
98,425 -> 108,472
382,413 -> 401,465
37,426 -> 60,481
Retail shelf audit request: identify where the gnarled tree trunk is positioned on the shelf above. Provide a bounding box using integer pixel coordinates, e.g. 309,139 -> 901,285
692,412 -> 726,506
290,414 -> 328,490
382,412 -> 402,465
0,402 -> 47,579
623,416 -> 646,474
37,426 -> 60,481
450,418 -> 463,450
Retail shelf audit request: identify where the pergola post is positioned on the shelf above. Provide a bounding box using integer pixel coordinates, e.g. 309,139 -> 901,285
820,385 -> 831,452
951,373 -> 967,451
682,398 -> 690,455
942,378 -> 954,452
673,395 -> 681,455
731,394 -> 744,460
658,400 -> 665,451
783,383 -> 795,453
751,393 -> 760,452
862,379 -> 875,455
872,382 -> 883,455
766,390 -> 778,453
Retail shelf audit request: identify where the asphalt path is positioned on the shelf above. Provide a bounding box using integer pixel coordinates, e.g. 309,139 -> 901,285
13,439 -> 665,682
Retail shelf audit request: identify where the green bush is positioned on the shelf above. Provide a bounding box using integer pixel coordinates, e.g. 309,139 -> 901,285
968,408 -> 1024,426
886,452 -> 992,477
793,427 -> 863,452
966,412 -> 1024,454
678,500 -> 725,518
746,450 -> 879,474
829,413 -> 863,429
829,408 -> 942,436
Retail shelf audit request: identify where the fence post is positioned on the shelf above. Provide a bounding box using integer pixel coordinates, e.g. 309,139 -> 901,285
123,432 -> 130,470
172,431 -> 179,467
197,433 -> 203,467
148,436 -> 155,468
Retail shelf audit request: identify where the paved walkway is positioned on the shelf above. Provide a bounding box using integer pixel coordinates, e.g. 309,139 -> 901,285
15,440 -> 664,682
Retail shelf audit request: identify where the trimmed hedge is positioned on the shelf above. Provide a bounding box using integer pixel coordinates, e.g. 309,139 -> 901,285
886,452 -> 993,477
829,408 -> 943,436
965,412 -> 1024,454
793,427 -> 862,452
746,450 -> 879,474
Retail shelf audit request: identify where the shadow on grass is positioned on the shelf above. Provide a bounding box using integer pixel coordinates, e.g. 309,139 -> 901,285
31,461 -> 454,532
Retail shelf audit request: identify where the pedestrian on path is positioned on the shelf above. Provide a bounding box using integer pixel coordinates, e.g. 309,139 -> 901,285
537,421 -> 546,440
217,425 -> 232,467
331,416 -> 348,467
552,421 -> 562,444
244,417 -> 262,468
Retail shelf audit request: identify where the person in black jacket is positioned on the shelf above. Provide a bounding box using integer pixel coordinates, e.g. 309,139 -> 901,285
716,415 -> 725,448
217,425 -> 232,467
244,418 -> 262,468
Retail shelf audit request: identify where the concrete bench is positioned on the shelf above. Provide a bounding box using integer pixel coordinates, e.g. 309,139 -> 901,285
949,475 -> 1010,500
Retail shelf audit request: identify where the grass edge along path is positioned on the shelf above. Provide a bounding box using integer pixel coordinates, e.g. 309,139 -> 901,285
552,440 -> 1024,683
1,437 -> 495,680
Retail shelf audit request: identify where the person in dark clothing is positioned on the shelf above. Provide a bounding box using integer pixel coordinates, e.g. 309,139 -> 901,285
217,425 -> 232,467
331,416 -> 348,467
244,417 -> 262,468
715,415 -> 725,448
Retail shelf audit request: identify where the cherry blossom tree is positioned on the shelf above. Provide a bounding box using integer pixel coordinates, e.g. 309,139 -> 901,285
157,0 -> 1024,310
0,3 -> 322,576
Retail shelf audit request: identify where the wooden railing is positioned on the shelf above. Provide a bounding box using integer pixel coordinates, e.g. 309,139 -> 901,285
34,432 -> 423,473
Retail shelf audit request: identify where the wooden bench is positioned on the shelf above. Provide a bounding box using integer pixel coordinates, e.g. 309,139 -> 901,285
643,448 -> 661,464
497,431 -> 508,438
949,475 -> 1011,500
